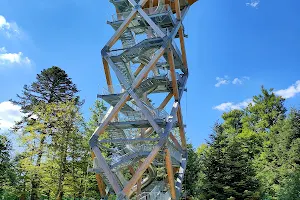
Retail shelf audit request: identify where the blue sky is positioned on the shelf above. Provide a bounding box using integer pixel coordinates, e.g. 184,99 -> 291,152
0,0 -> 300,148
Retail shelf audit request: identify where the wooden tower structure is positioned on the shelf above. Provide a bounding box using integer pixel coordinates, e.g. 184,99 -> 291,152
89,0 -> 196,199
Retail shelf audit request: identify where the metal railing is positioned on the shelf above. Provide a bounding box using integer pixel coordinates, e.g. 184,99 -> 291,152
118,108 -> 169,122
110,5 -> 171,22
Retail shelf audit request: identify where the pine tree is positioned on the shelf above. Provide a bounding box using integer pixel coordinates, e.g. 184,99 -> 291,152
27,100 -> 85,200
0,135 -> 12,195
200,124 -> 260,200
183,144 -> 201,198
11,66 -> 82,200
242,87 -> 286,133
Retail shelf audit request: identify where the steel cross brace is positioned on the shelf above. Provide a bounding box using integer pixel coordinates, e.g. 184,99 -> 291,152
104,56 -> 163,135
105,0 -> 165,50
121,75 -> 187,197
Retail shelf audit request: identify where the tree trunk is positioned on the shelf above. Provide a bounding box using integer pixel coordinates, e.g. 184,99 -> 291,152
30,136 -> 46,200
56,143 -> 67,200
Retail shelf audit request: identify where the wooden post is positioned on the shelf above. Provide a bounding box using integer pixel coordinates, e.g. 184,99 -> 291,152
102,58 -> 114,93
165,149 -> 176,199
174,0 -> 188,69
106,10 -> 138,48
177,106 -> 187,149
91,152 -> 106,197
167,49 -> 180,101
179,27 -> 188,68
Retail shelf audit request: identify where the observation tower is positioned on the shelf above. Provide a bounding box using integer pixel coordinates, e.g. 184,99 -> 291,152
89,0 -> 197,199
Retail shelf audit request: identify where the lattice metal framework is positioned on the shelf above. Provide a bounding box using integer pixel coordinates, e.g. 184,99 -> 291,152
89,0 -> 196,199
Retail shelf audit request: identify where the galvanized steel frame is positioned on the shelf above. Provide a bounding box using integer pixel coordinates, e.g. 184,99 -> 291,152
89,0 -> 190,199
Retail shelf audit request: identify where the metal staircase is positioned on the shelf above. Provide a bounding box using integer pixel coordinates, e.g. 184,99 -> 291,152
89,0 -> 196,199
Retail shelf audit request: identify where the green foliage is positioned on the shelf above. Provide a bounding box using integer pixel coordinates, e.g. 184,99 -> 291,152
198,124 -> 260,200
10,66 -> 81,113
186,87 -> 294,200
242,87 -> 286,133
278,169 -> 300,200
184,144 -> 202,198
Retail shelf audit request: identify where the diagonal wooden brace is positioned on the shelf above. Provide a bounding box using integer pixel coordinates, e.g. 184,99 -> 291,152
104,56 -> 163,134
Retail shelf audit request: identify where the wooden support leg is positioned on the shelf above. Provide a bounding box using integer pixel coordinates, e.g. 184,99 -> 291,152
167,49 -> 180,100
177,106 -> 187,150
179,27 -> 188,69
102,58 -> 114,93
165,149 -> 176,199
91,152 -> 106,197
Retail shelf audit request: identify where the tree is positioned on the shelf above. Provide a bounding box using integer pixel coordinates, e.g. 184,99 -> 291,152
242,87 -> 286,133
0,135 -> 12,195
278,169 -> 300,200
222,109 -> 244,135
11,66 -> 81,115
199,124 -> 260,200
11,66 -> 82,200
21,100 -> 86,200
183,144 -> 201,199
255,109 -> 300,198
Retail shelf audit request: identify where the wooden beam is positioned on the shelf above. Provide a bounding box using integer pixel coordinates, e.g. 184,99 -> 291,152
91,152 -> 106,197
158,92 -> 173,109
174,0 -> 182,20
167,49 -> 179,100
93,47 -> 165,137
105,57 -> 164,135
139,0 -> 151,7
92,147 -> 121,193
132,47 -> 165,87
169,133 -> 182,151
165,149 -> 176,199
106,10 -> 137,48
94,94 -> 130,136
102,58 -> 114,93
177,106 -> 187,149
172,0 -> 189,69
128,165 -> 142,200
137,162 -> 142,199
144,92 -> 173,136
134,63 -> 145,77
179,27 -> 188,69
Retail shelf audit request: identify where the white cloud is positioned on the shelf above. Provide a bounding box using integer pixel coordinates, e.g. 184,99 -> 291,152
215,76 -> 229,87
232,77 -> 250,85
246,0 -> 260,8
0,47 -> 31,66
232,78 -> 242,85
275,80 -> 300,99
0,47 -> 6,53
213,99 -> 253,112
216,76 -> 250,87
0,15 -> 21,38
0,101 -> 23,130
